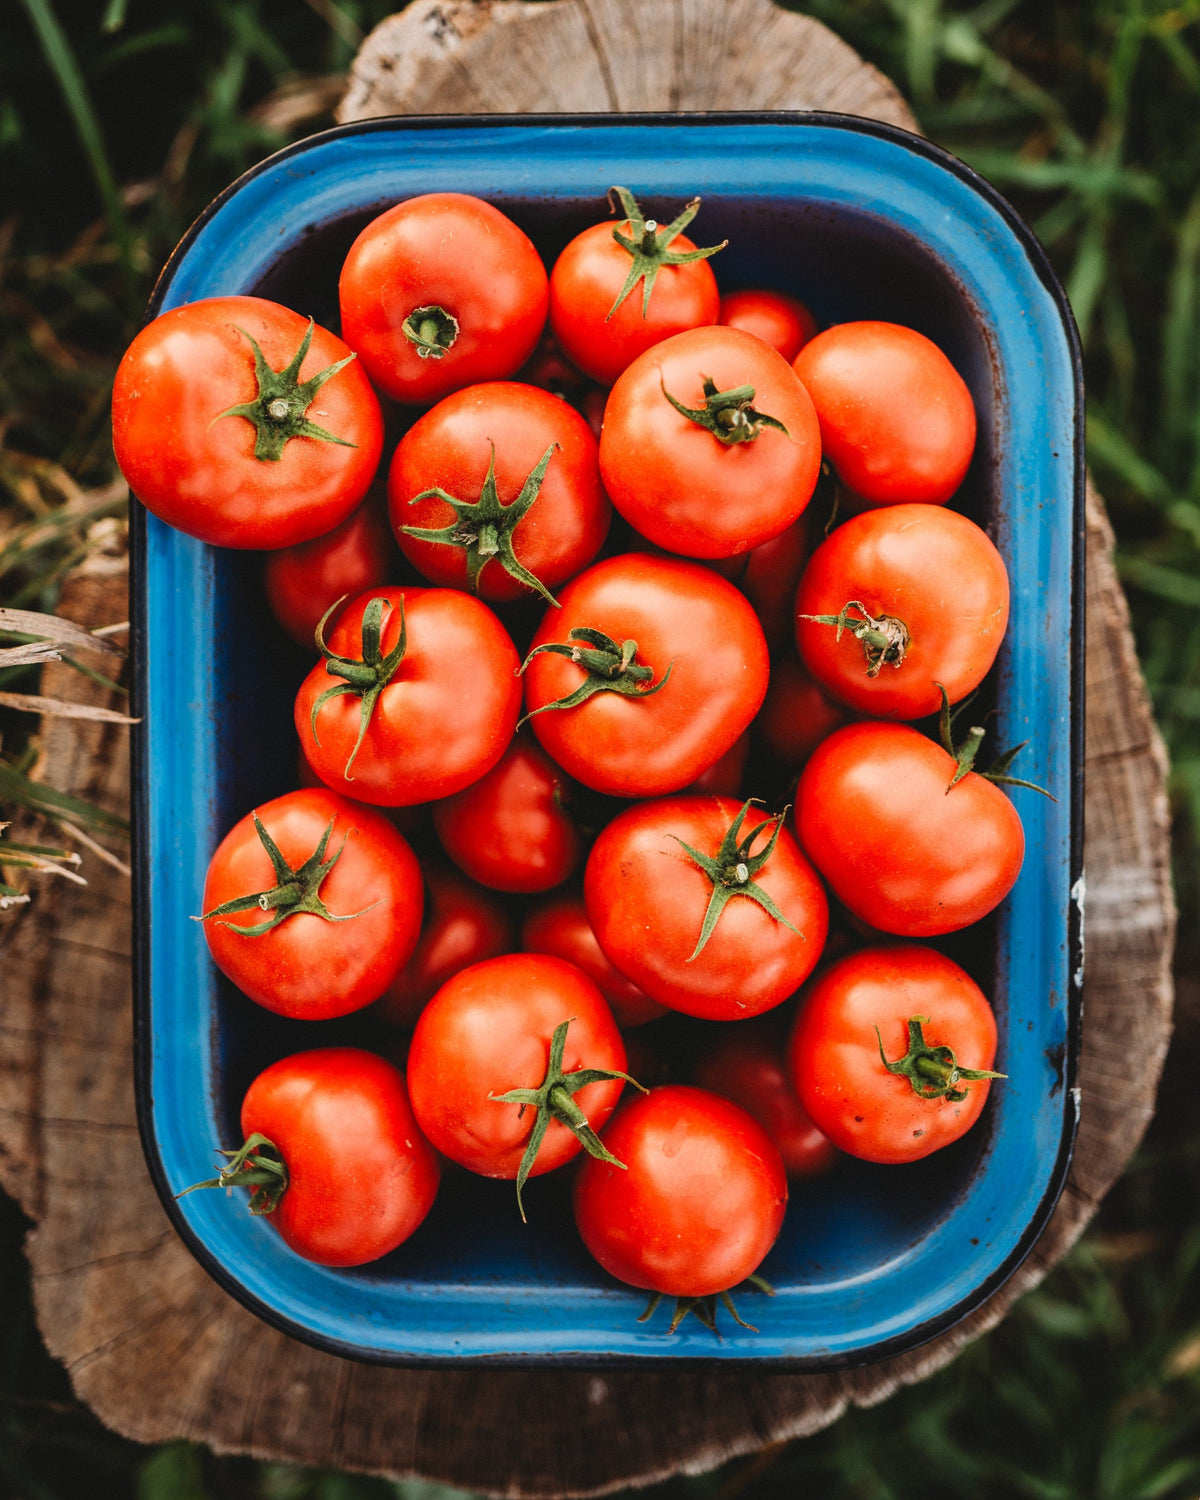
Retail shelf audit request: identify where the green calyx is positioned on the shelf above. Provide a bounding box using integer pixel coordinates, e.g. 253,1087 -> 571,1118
798,599 -> 910,677
660,373 -> 789,447
196,812 -> 374,935
401,304 -> 459,360
490,1018 -> 644,1222
638,1274 -> 774,1336
176,1132 -> 289,1217
672,798 -> 799,962
936,683 -> 1055,798
517,627 -> 673,723
606,185 -> 727,321
213,319 -> 358,462
876,1015 -> 1005,1104
401,441 -> 561,605
310,595 -> 407,782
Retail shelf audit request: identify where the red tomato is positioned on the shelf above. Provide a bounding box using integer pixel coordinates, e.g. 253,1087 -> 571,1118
794,322 -> 976,506
599,327 -> 822,559
550,188 -> 723,385
719,288 -> 818,362
338,193 -> 548,404
738,513 -> 813,648
685,730 -> 749,797
206,1047 -> 440,1265
787,945 -> 1000,1164
407,954 -> 628,1191
521,893 -> 667,1027
693,1019 -> 836,1178
584,795 -> 829,1020
375,864 -> 513,1028
112,296 -> 382,548
295,586 -> 521,806
754,653 -> 849,773
573,1085 -> 787,1299
432,731 -> 581,893
795,503 -> 1010,719
796,721 -> 1025,935
520,553 -> 770,798
199,788 -> 422,1019
265,493 -> 398,648
388,382 -> 610,605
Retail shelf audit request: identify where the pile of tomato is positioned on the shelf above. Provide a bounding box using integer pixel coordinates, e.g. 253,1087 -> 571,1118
115,187 -> 1041,1335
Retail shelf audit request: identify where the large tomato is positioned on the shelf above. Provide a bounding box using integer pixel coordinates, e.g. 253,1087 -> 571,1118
199,788 -> 422,1019
520,892 -> 667,1027
338,193 -> 548,404
794,503 -> 1009,719
184,1048 -> 440,1266
520,553 -> 770,797
719,288 -> 818,362
113,296 -> 382,548
787,945 -> 1001,1164
294,586 -> 521,806
794,321 -> 976,506
796,721 -> 1025,935
584,795 -> 829,1020
599,326 -> 822,559
265,493 -> 398,648
388,381 -> 609,605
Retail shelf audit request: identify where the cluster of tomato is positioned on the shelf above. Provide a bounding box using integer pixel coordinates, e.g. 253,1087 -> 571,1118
114,186 -> 1037,1335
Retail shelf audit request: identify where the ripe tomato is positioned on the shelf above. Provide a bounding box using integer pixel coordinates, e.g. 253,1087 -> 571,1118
573,1085 -> 787,1300
599,327 -> 822,559
793,321 -> 976,506
199,788 -> 422,1019
693,1018 -> 836,1178
265,493 -> 398,648
185,1047 -> 440,1266
295,586 -> 521,806
407,954 -> 630,1211
338,193 -> 548,404
113,296 -> 382,548
796,721 -> 1025,935
432,731 -> 581,894
374,864 -> 513,1028
520,892 -> 667,1027
550,188 -> 724,385
787,945 -> 1001,1164
685,730 -> 749,797
584,795 -> 829,1020
388,382 -> 609,606
520,553 -> 770,797
719,288 -> 818,362
738,513 -> 813,648
795,503 -> 1010,719
754,653 -> 849,774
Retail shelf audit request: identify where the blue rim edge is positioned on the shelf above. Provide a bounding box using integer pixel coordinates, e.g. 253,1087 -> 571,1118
129,110 -> 1085,1370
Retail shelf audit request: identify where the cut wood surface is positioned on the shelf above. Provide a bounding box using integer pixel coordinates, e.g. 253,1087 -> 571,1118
0,2 -> 1176,1493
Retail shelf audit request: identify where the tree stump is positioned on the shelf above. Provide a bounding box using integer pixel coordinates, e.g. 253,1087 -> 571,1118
0,3 -> 1175,1493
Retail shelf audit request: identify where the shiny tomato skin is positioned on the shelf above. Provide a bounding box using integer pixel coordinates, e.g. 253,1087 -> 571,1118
796,721 -> 1025,936
432,731 -> 581,894
573,1085 -> 787,1297
787,945 -> 998,1164
693,1020 -> 836,1179
795,503 -> 1010,719
407,953 -> 627,1179
522,553 -> 770,798
200,788 -> 423,1019
295,585 -> 521,806
338,194 -> 548,404
550,221 -> 720,386
719,288 -> 818,362
754,653 -> 849,774
600,327 -> 822,559
584,795 -> 829,1020
265,494 -> 397,648
794,322 -> 976,505
520,893 -> 668,1027
240,1047 -> 439,1266
388,382 -> 610,603
374,864 -> 513,1028
112,297 -> 382,549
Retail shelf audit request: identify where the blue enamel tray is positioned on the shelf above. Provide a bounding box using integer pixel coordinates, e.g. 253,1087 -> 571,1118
132,113 -> 1083,1366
